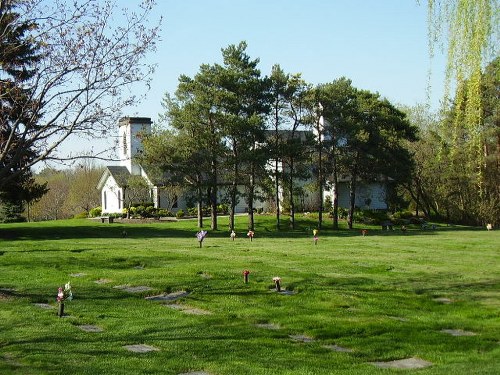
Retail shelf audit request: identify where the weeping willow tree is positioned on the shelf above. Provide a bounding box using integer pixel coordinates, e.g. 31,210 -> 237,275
427,0 -> 499,224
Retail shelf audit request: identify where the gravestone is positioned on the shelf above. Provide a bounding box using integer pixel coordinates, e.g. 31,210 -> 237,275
289,334 -> 314,343
114,285 -> 153,293
370,357 -> 433,369
123,344 -> 159,353
145,291 -> 189,301
323,344 -> 354,353
441,329 -> 476,336
78,325 -> 104,332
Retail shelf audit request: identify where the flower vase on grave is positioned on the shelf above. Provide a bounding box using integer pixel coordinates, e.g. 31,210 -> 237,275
273,277 -> 281,292
58,302 -> 64,317
243,270 -> 250,284
196,230 -> 207,248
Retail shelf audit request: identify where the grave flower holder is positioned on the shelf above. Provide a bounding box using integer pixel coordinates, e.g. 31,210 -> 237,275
196,230 -> 207,248
243,270 -> 250,284
56,282 -> 72,317
247,230 -> 254,242
58,302 -> 65,317
273,277 -> 281,292
230,230 -> 236,241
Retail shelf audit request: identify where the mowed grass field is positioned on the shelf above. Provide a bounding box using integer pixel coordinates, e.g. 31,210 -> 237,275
0,215 -> 499,374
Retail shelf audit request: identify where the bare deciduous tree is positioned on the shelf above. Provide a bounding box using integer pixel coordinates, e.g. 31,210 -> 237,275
0,0 -> 161,191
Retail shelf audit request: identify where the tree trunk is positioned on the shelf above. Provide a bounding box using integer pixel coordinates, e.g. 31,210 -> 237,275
229,182 -> 236,231
289,164 -> 295,229
275,158 -> 280,230
247,165 -> 255,231
332,173 -> 339,230
196,180 -> 203,228
317,141 -> 323,229
210,158 -> 218,231
347,165 -> 358,230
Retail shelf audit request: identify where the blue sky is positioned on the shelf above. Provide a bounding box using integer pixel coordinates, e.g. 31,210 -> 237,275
56,0 -> 448,163
133,0 -> 446,122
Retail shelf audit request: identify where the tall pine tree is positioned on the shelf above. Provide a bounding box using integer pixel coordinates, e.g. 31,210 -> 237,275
0,0 -> 47,221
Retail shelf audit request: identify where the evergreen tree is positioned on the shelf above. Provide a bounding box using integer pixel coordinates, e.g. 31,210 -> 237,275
0,0 -> 47,219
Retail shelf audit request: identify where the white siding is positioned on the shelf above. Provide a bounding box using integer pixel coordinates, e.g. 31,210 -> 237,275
335,182 -> 387,210
102,176 -> 124,214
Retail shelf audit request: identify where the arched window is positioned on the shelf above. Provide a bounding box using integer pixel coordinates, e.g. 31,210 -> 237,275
122,133 -> 128,156
103,191 -> 107,211
118,190 -> 122,209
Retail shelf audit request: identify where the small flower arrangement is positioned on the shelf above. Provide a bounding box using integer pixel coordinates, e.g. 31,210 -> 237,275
196,230 -> 208,247
57,282 -> 73,303
247,230 -> 254,241
361,229 -> 368,236
313,229 -> 319,244
272,276 -> 282,292
56,282 -> 73,317
230,230 -> 236,241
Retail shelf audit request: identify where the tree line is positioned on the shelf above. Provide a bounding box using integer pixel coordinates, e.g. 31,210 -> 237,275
1,1 -> 497,227
137,42 -> 418,231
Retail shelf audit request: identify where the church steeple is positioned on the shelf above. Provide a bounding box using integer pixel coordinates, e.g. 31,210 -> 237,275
118,117 -> 152,175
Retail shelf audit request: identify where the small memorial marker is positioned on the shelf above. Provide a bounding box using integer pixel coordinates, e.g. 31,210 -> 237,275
289,334 -> 314,343
34,303 -> 53,309
114,285 -> 153,293
146,291 -> 190,301
434,297 -> 453,304
123,344 -> 159,353
165,304 -> 211,315
441,329 -> 477,336
323,344 -> 354,353
388,316 -> 409,322
370,357 -> 432,369
255,323 -> 280,330
78,325 -> 103,332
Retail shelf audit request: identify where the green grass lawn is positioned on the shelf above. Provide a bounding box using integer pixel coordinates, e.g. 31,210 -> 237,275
0,215 -> 499,374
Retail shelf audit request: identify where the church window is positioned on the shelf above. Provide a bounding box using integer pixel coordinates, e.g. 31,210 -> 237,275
122,133 -> 128,155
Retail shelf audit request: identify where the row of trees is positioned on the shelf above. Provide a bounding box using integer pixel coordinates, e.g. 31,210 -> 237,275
27,163 -> 102,222
138,42 -> 418,231
0,161 -> 102,223
403,57 -> 499,226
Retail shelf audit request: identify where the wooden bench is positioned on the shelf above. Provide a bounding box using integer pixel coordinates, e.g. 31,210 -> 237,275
100,216 -> 114,223
381,221 -> 394,230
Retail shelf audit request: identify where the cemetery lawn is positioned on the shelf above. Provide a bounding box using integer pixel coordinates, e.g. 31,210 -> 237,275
0,216 -> 499,375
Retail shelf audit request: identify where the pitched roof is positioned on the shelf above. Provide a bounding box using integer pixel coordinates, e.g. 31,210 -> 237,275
107,166 -> 131,186
97,166 -> 131,190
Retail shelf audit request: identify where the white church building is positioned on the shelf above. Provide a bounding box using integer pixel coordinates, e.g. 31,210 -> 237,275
97,117 -> 188,214
97,117 -> 389,215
